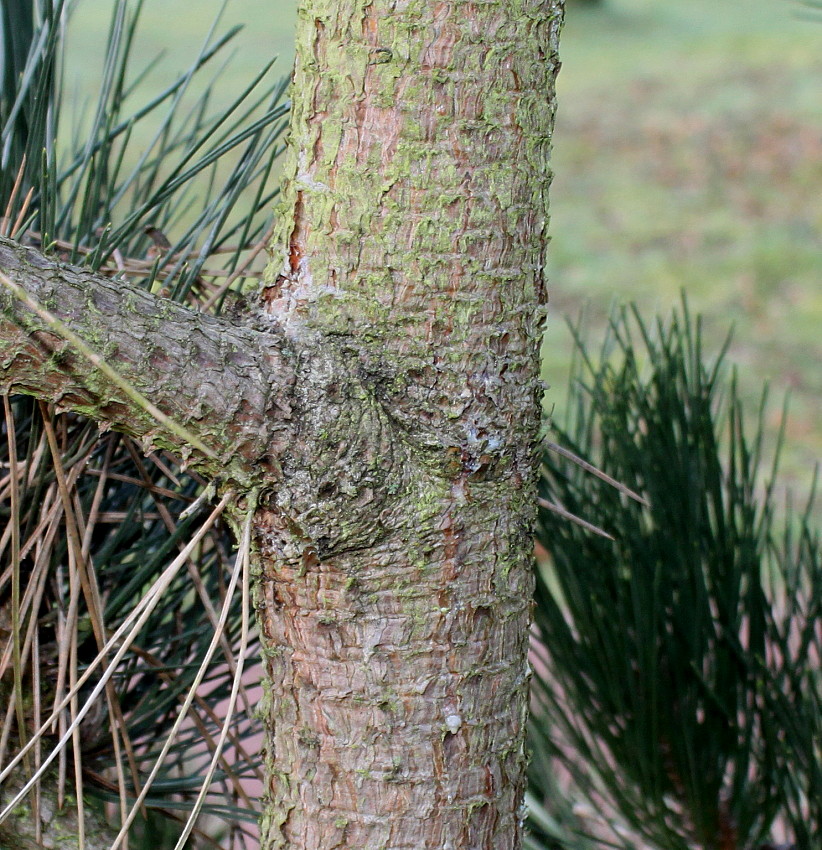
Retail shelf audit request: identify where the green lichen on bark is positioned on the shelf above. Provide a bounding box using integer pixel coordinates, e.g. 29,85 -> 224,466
265,0 -> 560,467
0,775 -> 119,850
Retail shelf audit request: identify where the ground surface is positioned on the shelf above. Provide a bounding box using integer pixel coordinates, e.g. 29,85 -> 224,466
545,0 -> 822,495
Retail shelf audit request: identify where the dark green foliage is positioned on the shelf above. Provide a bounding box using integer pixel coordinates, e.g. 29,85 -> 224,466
1,399 -> 261,846
0,0 -> 288,310
0,0 -> 59,220
528,303 -> 819,850
0,394 -> 266,846
0,1 -> 287,846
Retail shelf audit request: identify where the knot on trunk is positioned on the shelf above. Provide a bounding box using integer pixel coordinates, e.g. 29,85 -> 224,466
254,321 -> 418,558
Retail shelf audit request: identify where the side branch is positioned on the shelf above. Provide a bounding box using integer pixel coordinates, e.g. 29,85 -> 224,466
0,774 -> 120,850
0,236 -> 295,484
0,237 -> 411,552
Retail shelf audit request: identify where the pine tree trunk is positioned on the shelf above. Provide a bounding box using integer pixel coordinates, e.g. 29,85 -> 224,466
253,1 -> 563,846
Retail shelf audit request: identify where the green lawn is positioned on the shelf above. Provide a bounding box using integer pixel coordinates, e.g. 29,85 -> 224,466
545,0 -> 822,493
65,0 -> 821,494
65,1 -> 297,97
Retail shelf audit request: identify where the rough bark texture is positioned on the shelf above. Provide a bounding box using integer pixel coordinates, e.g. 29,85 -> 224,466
0,237 -> 409,543
0,236 -> 291,482
0,775 -> 119,850
254,1 -> 563,847
0,1 -> 563,848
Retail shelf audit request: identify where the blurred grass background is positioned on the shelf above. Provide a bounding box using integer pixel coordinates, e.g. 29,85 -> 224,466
64,0 -> 821,493
544,0 -> 822,495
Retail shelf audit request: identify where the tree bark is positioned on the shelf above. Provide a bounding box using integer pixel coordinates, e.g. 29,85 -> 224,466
0,0 -> 564,848
0,775 -> 120,849
255,1 -> 562,846
0,236 -> 290,478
